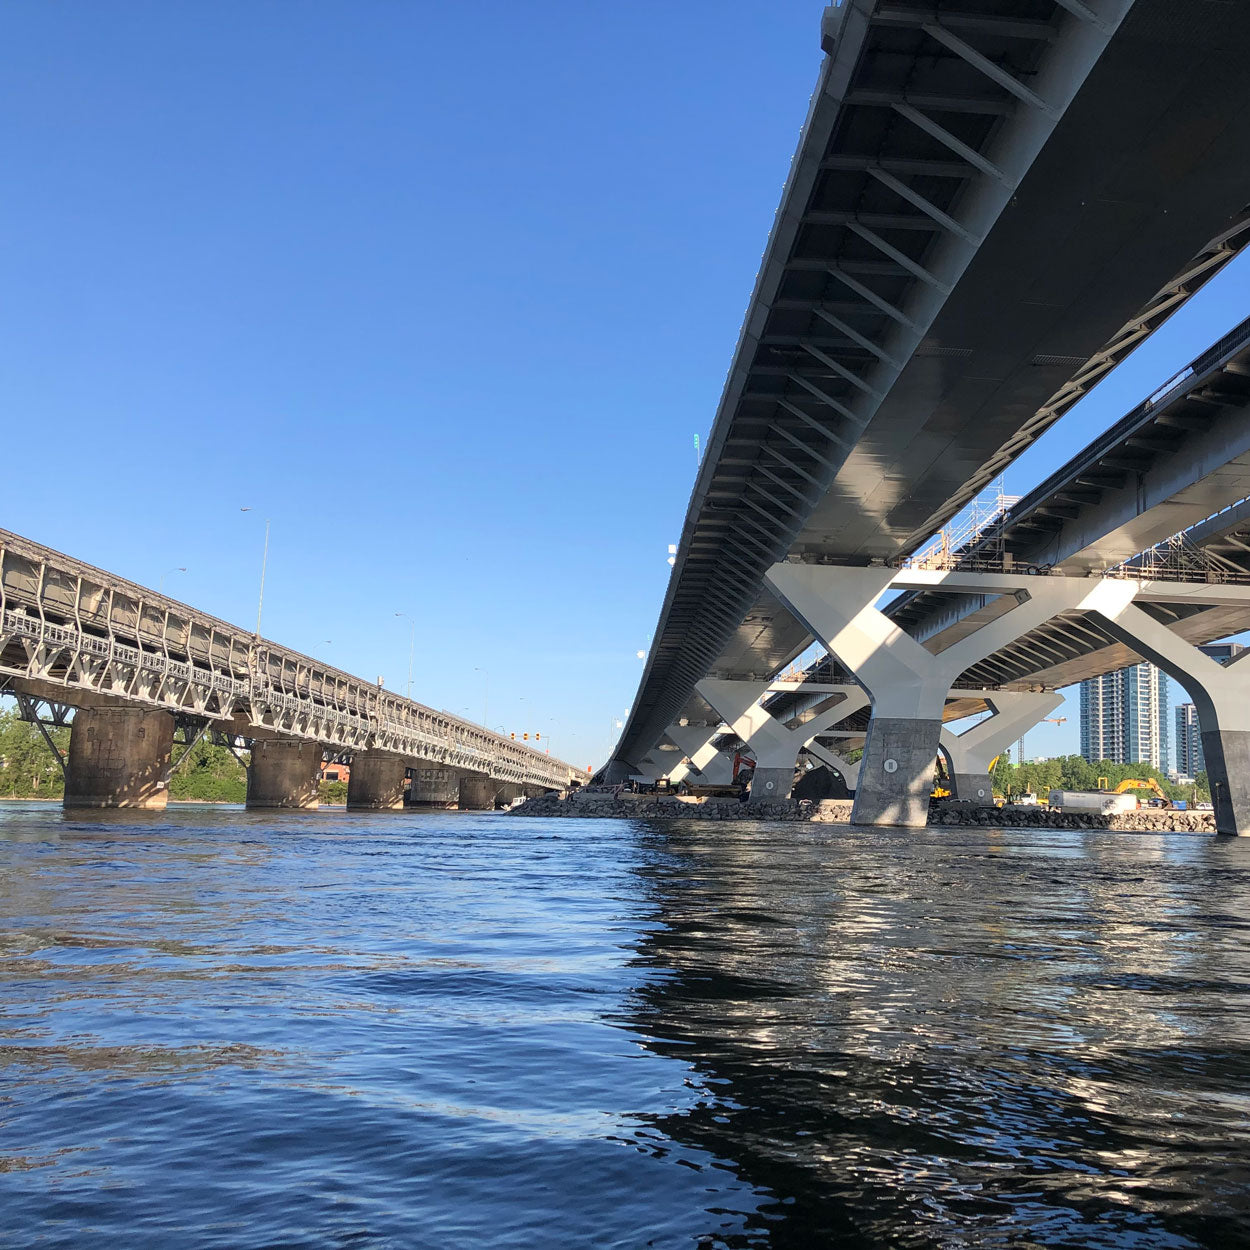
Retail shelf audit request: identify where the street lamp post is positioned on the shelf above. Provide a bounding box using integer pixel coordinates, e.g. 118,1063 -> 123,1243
395,613 -> 416,699
474,667 -> 488,727
240,508 -> 270,636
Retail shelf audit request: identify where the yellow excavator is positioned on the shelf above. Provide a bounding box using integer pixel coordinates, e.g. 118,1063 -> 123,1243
1098,776 -> 1175,807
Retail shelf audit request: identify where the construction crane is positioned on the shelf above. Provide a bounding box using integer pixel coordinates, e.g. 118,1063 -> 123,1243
1015,716 -> 1067,764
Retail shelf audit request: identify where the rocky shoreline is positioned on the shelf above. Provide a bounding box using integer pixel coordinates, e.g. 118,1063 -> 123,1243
514,791 -> 1217,833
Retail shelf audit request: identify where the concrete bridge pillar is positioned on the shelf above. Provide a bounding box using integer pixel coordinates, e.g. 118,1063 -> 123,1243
939,691 -> 1064,803
695,678 -> 869,805
765,564 -> 1072,827
408,766 -> 460,807
458,772 -> 499,811
1081,586 -> 1250,836
656,725 -> 719,785
804,739 -> 861,794
346,751 -> 408,811
247,739 -> 322,810
64,706 -> 175,809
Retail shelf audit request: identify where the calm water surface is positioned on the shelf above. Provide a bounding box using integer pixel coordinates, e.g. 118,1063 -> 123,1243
2,804 -> 1250,1247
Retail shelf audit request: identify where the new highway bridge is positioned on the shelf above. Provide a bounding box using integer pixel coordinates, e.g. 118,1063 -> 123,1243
607,0 -> 1250,833
0,529 -> 581,811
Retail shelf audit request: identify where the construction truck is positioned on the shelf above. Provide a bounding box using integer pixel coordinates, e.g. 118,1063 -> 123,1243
1051,776 -> 1185,813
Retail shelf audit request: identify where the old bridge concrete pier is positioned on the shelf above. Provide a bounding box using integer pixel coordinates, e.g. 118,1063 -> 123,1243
62,705 -> 176,810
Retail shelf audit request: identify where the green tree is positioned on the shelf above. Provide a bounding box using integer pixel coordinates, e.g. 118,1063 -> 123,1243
168,740 -> 248,803
318,779 -> 348,804
0,708 -> 68,798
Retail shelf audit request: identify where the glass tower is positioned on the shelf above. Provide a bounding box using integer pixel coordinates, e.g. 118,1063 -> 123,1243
1079,663 -> 1169,768
1175,703 -> 1205,777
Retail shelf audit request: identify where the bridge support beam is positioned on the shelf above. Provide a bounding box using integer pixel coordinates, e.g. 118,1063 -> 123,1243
1083,592 -> 1250,836
631,754 -> 669,783
940,691 -> 1064,803
64,706 -> 175,810
346,751 -> 408,811
602,759 -> 635,785
803,739 -> 861,793
695,678 -> 868,804
247,739 -> 323,810
664,724 -> 735,785
765,565 -> 1072,827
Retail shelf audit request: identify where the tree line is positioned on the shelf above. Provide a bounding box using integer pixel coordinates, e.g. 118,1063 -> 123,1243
986,754 -> 1209,804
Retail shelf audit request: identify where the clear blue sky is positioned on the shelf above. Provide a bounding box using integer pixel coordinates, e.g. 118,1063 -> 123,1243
2,2 -> 1247,770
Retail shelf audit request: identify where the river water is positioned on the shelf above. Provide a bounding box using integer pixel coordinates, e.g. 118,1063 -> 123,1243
2,804 -> 1249,1248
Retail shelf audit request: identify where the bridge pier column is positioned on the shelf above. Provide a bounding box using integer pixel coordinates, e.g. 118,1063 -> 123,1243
346,751 -> 408,811
64,706 -> 175,810
939,691 -> 1064,803
247,739 -> 322,810
765,564 -> 1071,827
458,771 -> 499,811
1083,590 -> 1250,836
408,766 -> 460,807
951,774 -> 994,804
696,678 -> 869,805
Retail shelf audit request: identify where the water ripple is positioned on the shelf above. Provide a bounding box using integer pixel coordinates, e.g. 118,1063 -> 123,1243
2,806 -> 1250,1246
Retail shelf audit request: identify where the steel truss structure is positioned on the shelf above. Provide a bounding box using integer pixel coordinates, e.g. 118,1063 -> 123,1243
0,529 -> 578,790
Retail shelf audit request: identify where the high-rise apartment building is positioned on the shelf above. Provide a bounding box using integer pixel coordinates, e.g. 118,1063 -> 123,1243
1175,703 -> 1205,777
1079,663 -> 1170,768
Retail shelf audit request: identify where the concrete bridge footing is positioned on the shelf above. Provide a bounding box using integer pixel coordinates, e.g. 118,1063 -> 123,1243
951,773 -> 994,804
64,706 -> 174,810
458,772 -> 500,811
346,751 -> 408,811
408,767 -> 460,807
247,739 -> 322,810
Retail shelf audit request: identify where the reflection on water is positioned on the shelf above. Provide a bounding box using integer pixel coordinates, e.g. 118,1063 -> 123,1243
2,804 -> 1249,1246
627,822 -> 1250,1247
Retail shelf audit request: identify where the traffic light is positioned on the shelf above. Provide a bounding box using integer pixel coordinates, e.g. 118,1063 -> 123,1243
510,732 -> 515,740
535,733 -> 541,741
523,733 -> 528,741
